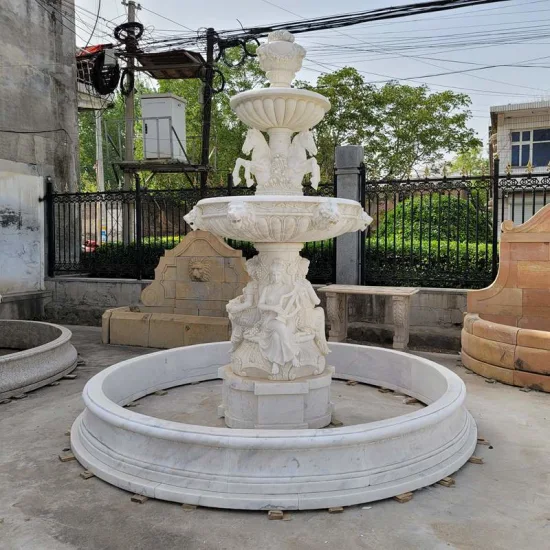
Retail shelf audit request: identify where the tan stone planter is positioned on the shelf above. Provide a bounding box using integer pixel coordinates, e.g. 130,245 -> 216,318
462,313 -> 550,392
463,203 -> 550,392
102,306 -> 230,349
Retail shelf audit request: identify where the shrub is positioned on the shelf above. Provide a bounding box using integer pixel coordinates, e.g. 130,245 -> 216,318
364,238 -> 494,288
374,194 -> 492,243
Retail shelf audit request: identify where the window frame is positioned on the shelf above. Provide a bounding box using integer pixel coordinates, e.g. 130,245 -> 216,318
511,129 -> 550,167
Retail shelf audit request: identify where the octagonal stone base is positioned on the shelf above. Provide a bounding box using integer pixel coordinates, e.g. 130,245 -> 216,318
218,365 -> 334,429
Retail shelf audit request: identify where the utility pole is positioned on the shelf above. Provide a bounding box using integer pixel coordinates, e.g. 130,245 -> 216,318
95,111 -> 105,192
121,0 -> 140,243
199,28 -> 216,198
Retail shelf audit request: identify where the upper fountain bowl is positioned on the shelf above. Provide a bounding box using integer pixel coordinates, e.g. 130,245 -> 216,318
230,88 -> 330,133
184,196 -> 372,243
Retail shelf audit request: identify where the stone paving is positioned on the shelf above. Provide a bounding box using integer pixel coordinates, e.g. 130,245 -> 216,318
0,325 -> 549,550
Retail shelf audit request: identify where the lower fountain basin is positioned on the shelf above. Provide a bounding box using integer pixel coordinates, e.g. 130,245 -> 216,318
0,320 -> 77,399
184,196 -> 371,242
71,342 -> 476,510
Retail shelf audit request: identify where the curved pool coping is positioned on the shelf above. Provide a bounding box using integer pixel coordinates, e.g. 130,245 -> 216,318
0,321 -> 78,399
71,342 -> 476,510
462,313 -> 550,392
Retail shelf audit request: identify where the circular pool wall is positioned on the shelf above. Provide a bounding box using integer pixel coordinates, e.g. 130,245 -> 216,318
71,342 -> 477,510
0,320 -> 77,399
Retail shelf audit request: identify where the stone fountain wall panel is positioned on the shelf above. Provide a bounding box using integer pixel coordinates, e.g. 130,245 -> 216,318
463,204 -> 550,390
140,230 -> 248,315
101,231 -> 246,348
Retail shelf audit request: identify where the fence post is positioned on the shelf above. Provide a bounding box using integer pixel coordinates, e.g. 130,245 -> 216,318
227,172 -> 233,196
45,176 -> 55,278
135,174 -> 143,280
335,145 -> 364,284
491,157 -> 500,281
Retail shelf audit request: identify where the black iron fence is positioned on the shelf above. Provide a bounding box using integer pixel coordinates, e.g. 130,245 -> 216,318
361,160 -> 550,289
47,162 -> 550,289
47,176 -> 336,284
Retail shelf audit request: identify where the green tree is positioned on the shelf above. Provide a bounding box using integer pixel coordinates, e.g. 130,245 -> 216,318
304,69 -> 481,180
369,82 -> 481,179
299,67 -> 378,181
447,145 -> 489,176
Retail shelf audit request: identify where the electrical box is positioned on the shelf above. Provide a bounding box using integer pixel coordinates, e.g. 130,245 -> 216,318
140,93 -> 187,162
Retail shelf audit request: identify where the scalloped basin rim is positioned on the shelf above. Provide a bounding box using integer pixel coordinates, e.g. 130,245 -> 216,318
196,196 -> 359,206
230,87 -> 331,110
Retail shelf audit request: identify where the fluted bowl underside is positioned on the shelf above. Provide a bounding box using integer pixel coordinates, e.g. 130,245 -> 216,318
188,196 -> 370,242
230,88 -> 330,132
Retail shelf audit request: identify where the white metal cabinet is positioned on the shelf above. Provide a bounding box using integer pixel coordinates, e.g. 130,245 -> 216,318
140,94 -> 187,161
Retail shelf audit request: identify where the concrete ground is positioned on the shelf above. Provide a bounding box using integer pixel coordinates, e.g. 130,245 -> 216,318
1,326 -> 549,550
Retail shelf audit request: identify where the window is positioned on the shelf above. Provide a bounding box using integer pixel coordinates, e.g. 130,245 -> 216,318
511,129 -> 550,167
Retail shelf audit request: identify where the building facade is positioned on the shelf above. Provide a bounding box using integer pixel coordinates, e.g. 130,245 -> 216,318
0,0 -> 78,316
490,101 -> 550,224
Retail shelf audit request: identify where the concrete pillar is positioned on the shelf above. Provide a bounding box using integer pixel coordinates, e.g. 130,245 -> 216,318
335,145 -> 364,284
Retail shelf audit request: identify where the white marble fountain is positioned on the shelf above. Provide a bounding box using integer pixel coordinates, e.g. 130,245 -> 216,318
71,31 -> 477,509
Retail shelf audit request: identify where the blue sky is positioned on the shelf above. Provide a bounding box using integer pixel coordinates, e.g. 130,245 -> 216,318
76,0 -> 550,145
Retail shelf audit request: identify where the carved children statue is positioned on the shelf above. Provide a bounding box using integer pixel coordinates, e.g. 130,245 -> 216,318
294,258 -> 330,355
226,257 -> 261,351
257,260 -> 300,375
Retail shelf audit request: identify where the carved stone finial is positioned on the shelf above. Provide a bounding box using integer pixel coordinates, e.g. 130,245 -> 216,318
257,31 -> 306,87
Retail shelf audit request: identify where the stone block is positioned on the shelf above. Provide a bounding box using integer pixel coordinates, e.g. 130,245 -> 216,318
472,318 -> 519,345
101,309 -> 114,344
176,281 -> 223,302
461,350 -> 515,385
517,328 -> 550,351
183,317 -> 230,346
514,346 -> 550,375
510,242 -> 550,261
517,317 -> 550,332
522,289 -> 550,308
463,313 -> 479,334
109,311 -> 151,347
461,330 -> 515,369
175,299 -> 227,316
148,314 -> 186,349
517,261 -> 550,289
480,314 -> 519,327
224,258 -> 248,282
220,365 -> 333,429
513,370 -> 550,392
521,306 -> 550,320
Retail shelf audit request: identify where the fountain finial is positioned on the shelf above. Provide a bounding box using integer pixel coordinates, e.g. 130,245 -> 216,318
257,30 -> 306,87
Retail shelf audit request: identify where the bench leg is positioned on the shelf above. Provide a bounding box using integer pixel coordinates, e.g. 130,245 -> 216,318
392,296 -> 411,350
326,292 -> 348,342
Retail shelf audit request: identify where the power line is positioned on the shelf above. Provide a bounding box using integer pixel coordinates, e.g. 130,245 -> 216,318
83,0 -> 102,49
140,4 -> 195,33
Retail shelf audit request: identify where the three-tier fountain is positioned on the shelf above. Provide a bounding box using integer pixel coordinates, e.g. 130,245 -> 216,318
71,32 -> 477,510
184,30 -> 370,429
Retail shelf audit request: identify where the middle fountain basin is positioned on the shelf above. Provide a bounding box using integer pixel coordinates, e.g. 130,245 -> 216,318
184,196 -> 371,242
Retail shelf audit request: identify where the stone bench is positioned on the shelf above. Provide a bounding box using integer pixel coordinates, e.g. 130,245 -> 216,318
317,285 -> 420,349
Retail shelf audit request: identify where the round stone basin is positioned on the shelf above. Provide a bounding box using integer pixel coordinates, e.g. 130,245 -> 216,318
0,320 -> 77,399
71,342 -> 477,510
187,196 -> 370,242
230,88 -> 330,132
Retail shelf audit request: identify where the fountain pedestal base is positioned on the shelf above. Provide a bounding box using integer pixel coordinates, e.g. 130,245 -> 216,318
218,365 -> 333,429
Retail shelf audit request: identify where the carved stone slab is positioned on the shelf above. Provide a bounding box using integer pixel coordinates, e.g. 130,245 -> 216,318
140,230 -> 249,317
